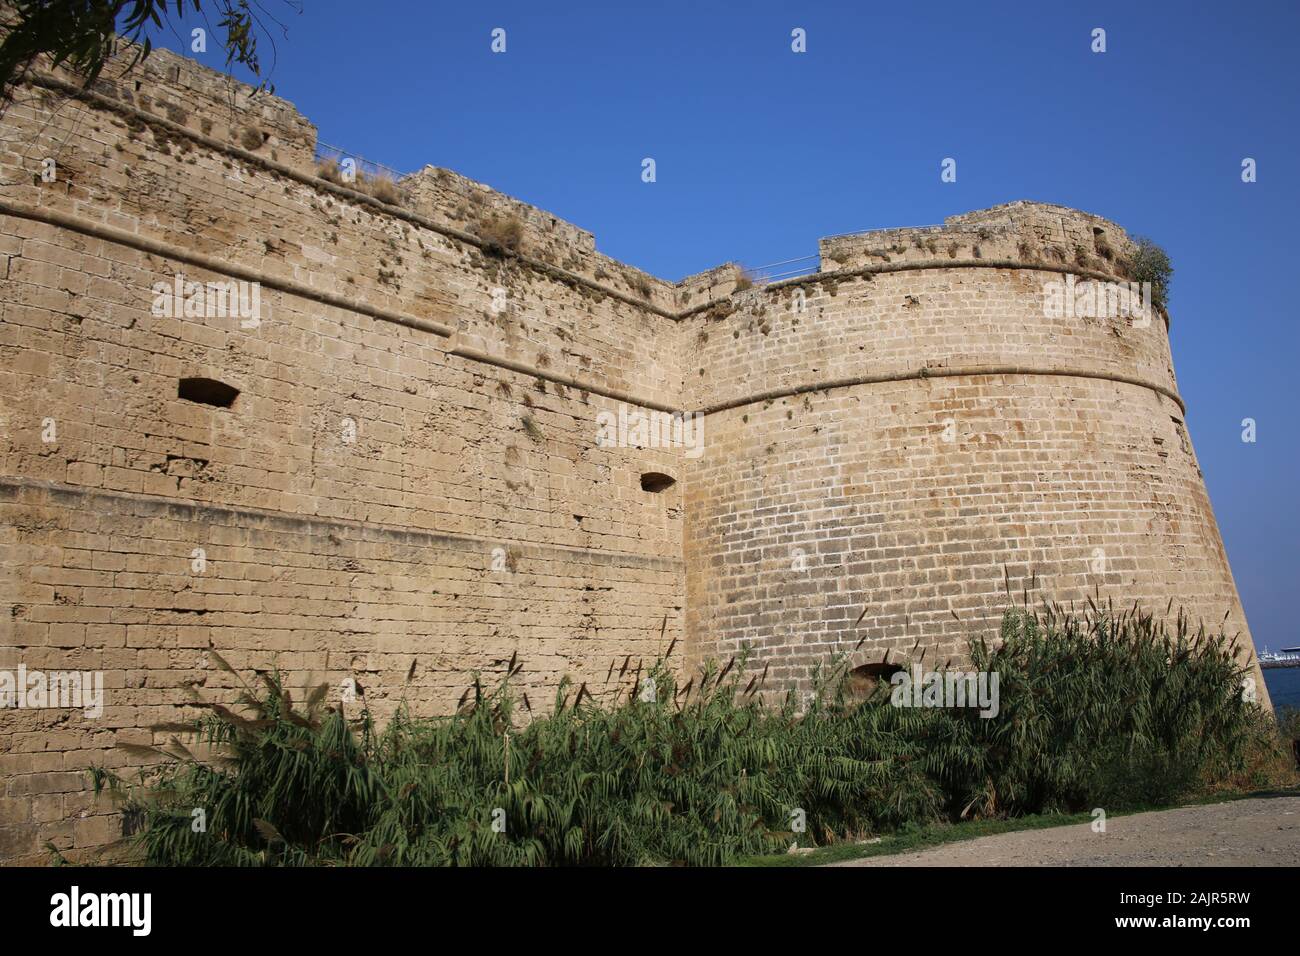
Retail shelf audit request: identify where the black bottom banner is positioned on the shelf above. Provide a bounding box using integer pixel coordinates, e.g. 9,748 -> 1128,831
0,865 -> 1285,942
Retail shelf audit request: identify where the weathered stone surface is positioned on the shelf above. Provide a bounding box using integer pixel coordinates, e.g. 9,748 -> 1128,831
0,46 -> 1266,864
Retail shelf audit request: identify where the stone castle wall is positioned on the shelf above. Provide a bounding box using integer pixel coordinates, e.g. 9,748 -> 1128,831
0,47 -> 1267,863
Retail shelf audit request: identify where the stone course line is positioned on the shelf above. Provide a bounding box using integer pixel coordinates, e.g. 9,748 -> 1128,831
0,477 -> 684,570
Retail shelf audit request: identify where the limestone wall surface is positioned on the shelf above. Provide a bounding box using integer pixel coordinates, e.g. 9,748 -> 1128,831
0,45 -> 1267,864
0,48 -> 688,864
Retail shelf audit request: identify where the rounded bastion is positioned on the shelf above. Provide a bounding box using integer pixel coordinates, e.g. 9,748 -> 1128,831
681,202 -> 1267,707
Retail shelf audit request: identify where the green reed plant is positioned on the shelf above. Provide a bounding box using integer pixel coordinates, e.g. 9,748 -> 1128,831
88,602 -> 1290,866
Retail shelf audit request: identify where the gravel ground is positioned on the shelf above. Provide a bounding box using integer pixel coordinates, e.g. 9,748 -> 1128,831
832,795 -> 1300,867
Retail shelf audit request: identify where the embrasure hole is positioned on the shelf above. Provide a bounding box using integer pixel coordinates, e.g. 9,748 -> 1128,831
640,472 -> 676,493
178,377 -> 239,408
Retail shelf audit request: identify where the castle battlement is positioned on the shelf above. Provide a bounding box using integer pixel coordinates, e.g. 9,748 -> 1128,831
817,201 -> 1138,278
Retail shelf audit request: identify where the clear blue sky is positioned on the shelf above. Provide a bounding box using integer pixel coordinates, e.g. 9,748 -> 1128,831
147,0 -> 1298,647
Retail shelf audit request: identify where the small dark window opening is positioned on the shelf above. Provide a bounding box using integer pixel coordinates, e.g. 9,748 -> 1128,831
640,472 -> 676,493
179,377 -> 239,408
846,662 -> 905,697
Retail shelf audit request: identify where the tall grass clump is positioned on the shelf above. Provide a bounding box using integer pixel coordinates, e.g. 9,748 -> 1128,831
938,601 -> 1279,816
90,602 -> 1292,866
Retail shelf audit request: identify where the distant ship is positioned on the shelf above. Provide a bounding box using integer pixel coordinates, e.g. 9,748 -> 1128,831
1259,646 -> 1300,668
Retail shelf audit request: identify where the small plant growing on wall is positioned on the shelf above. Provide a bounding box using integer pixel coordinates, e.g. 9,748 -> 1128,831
1125,236 -> 1174,312
355,170 -> 402,205
475,215 -> 525,256
619,270 -> 654,300
315,157 -> 344,184
521,414 -> 543,442
313,159 -> 406,206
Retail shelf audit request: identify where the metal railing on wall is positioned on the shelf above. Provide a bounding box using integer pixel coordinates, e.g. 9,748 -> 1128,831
821,222 -> 945,241
746,253 -> 820,285
313,141 -> 410,183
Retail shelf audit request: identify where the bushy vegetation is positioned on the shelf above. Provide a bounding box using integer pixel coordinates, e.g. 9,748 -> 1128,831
89,602 -> 1293,866
1125,235 -> 1174,312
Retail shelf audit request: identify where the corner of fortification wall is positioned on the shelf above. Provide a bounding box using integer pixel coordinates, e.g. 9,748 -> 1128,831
401,165 -> 596,257
396,165 -> 676,313
675,263 -> 749,310
41,45 -> 318,171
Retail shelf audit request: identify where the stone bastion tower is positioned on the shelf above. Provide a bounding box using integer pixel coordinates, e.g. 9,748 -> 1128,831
680,206 -> 1266,708
0,47 -> 1268,861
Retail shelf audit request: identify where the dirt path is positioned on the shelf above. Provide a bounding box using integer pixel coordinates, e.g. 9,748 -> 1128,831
832,795 -> 1300,866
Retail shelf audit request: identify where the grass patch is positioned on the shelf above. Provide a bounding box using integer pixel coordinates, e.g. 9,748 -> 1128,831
622,269 -> 654,300
315,158 -> 406,206
474,215 -> 524,256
